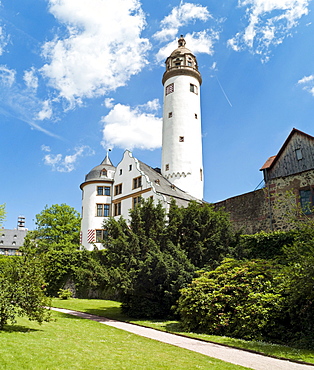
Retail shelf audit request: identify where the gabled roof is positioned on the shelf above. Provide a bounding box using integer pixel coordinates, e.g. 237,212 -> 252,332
260,128 -> 314,171
137,160 -> 201,206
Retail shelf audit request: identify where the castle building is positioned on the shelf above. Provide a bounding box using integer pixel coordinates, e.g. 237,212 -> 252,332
80,37 -> 204,250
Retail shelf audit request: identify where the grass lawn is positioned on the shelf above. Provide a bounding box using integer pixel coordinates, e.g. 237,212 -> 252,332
0,309 -> 249,370
51,298 -> 314,365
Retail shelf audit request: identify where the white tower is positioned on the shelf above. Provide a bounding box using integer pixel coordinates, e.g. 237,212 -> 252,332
80,154 -> 115,250
161,36 -> 204,200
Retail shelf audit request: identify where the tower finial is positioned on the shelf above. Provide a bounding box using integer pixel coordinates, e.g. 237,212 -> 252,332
178,35 -> 186,47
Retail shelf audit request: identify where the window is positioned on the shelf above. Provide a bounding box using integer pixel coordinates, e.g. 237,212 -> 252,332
179,136 -> 184,142
133,196 -> 142,208
195,113 -> 198,119
96,204 -> 110,217
129,164 -> 132,171
119,169 -> 122,175
296,148 -> 303,160
101,169 -> 107,177
133,176 -> 142,189
190,84 -> 198,94
299,189 -> 313,215
114,202 -> 121,216
165,164 -> 169,171
97,186 -> 110,196
187,61 -> 192,67
0,241 -> 3,245
200,169 -> 203,181
115,183 -> 122,195
168,112 -> 172,118
166,83 -> 174,95
96,229 -> 107,242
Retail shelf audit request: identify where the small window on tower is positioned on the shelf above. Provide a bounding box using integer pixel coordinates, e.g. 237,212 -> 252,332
179,136 -> 184,142
165,164 -> 169,171
166,83 -> 174,95
129,164 -> 132,171
168,112 -> 172,118
200,169 -> 203,181
190,84 -> 198,94
195,113 -> 198,119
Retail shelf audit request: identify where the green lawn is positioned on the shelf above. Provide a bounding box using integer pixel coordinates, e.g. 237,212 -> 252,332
51,298 -> 314,365
0,309 -> 248,370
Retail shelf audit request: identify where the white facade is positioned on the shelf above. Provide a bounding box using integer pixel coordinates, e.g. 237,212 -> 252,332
161,36 -> 204,200
80,37 -> 204,251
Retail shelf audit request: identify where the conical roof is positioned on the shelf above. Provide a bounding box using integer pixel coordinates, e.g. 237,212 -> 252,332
84,154 -> 115,182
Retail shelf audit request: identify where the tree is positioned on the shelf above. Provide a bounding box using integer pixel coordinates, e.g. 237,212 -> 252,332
0,203 -> 6,227
0,254 -> 51,329
23,204 -> 81,253
177,259 -> 284,341
176,201 -> 236,268
103,199 -> 195,318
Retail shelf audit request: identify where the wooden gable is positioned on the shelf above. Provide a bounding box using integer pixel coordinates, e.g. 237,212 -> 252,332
261,128 -> 314,182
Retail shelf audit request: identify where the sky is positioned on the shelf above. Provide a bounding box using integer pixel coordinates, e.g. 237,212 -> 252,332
1,0 -> 314,229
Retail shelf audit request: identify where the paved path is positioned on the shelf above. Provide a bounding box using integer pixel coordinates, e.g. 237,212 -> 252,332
51,307 -> 314,370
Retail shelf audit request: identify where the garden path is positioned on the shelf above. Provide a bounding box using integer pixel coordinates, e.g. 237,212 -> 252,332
51,307 -> 314,370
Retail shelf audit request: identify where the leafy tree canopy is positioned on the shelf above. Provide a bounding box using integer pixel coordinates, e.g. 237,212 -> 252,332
0,254 -> 51,330
23,204 -> 81,253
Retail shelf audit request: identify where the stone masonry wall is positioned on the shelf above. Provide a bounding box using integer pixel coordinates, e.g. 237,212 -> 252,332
214,169 -> 314,234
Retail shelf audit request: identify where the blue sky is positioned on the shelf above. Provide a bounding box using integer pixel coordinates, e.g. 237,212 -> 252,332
1,0 -> 314,229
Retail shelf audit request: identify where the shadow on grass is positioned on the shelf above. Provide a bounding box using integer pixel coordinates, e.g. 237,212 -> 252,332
2,325 -> 41,333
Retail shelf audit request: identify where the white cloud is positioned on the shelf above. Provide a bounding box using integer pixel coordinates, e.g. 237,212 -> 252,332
0,65 -> 60,138
0,26 -> 8,56
40,0 -> 150,108
156,30 -> 219,63
154,2 -> 211,42
23,67 -> 39,91
41,145 -> 51,152
104,98 -> 115,109
43,145 -> 95,172
228,0 -> 310,61
36,100 -> 53,120
0,66 -> 16,86
298,74 -> 314,96
101,100 -> 162,151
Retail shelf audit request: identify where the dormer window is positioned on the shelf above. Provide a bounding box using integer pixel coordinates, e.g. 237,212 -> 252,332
101,169 -> 107,177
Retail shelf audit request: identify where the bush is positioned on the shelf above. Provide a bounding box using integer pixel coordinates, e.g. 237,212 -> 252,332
176,259 -> 284,341
58,289 -> 72,300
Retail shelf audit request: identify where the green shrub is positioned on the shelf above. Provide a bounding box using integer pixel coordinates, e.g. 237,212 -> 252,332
177,258 -> 284,341
58,288 -> 72,300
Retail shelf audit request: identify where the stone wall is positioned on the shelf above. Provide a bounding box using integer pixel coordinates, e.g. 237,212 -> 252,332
214,169 -> 314,234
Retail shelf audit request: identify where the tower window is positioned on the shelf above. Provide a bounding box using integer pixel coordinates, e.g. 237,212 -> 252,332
101,169 -> 107,177
190,84 -> 198,94
195,113 -> 198,119
200,169 -> 203,181
179,136 -> 184,142
97,186 -> 110,196
96,204 -> 110,217
129,164 -> 132,171
119,169 -> 122,175
168,112 -> 172,118
96,229 -> 107,242
165,164 -> 169,171
166,83 -> 174,95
